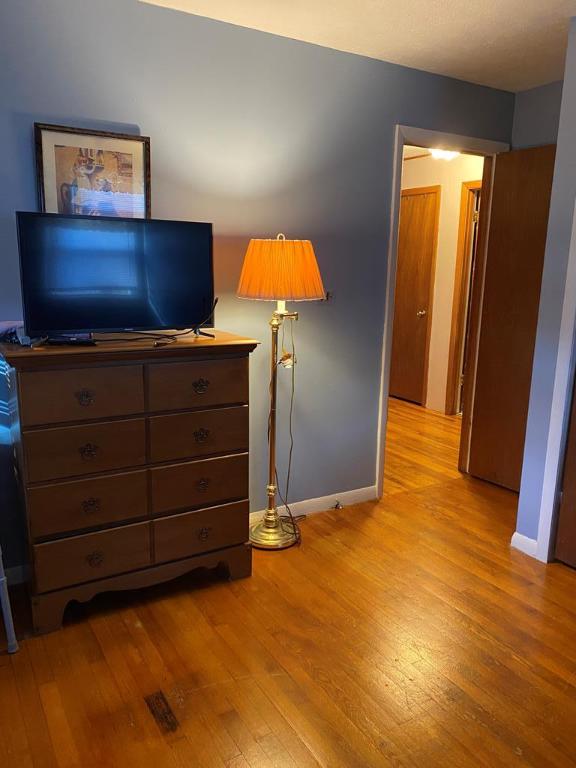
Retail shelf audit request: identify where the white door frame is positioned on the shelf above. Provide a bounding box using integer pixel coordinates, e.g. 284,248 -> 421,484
375,124 -> 509,498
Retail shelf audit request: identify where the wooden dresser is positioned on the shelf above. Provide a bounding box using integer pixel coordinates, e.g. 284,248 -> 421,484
1,331 -> 258,634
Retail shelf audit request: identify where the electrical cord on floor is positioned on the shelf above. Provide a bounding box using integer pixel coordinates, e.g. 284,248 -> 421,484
269,316 -> 305,545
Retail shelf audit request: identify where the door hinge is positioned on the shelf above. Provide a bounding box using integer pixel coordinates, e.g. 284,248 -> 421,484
473,211 -> 480,223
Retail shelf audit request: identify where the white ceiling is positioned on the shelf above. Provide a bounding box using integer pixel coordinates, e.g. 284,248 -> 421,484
141,0 -> 576,92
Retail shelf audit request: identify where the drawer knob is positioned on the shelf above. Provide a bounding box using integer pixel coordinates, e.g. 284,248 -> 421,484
193,427 -> 210,444
192,378 -> 210,395
79,443 -> 99,461
75,388 -> 96,407
81,497 -> 101,514
196,477 -> 210,492
86,550 -> 104,568
198,526 -> 212,541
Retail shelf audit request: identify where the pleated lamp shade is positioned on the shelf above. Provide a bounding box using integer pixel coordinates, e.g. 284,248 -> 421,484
237,234 -> 325,301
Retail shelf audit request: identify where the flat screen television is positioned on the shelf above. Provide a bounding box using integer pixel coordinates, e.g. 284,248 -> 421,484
16,212 -> 214,337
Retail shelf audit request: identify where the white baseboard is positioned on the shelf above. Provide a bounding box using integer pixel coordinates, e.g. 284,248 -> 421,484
510,531 -> 541,560
6,565 -> 27,586
249,484 -> 377,523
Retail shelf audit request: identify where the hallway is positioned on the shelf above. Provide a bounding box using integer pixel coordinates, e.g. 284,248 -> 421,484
384,398 -> 463,497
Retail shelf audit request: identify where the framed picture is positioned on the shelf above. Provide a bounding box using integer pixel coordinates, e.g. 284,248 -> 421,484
34,123 -> 151,218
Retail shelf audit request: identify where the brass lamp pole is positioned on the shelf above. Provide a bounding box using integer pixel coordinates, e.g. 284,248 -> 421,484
237,234 -> 325,550
253,300 -> 299,549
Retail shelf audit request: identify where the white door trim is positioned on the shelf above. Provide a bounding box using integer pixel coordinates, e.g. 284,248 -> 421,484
375,125 -> 509,498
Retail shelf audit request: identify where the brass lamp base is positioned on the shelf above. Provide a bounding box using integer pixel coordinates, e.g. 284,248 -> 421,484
250,516 -> 297,550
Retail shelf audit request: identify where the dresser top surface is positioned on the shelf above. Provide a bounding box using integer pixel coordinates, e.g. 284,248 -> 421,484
1,329 -> 259,369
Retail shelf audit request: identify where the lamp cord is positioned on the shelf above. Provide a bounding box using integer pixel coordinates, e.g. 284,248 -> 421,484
65,299 -> 220,346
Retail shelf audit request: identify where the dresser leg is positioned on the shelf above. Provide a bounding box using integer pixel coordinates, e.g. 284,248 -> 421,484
227,544 -> 252,580
31,593 -> 70,635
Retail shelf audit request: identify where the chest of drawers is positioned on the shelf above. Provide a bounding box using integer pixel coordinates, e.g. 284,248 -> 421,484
1,331 -> 258,634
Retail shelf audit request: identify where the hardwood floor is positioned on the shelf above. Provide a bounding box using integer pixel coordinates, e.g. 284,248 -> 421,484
2,398 -> 576,767
383,398 -> 462,496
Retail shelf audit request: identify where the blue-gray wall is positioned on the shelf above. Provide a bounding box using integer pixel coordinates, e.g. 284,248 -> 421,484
512,81 -> 563,148
0,0 -> 514,568
517,20 -> 576,543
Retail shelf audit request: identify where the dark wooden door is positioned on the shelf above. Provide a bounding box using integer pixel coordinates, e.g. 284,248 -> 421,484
390,186 -> 440,404
556,383 -> 576,567
464,145 -> 556,491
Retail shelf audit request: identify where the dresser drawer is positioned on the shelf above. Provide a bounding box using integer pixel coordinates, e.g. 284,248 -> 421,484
33,521 -> 151,593
28,470 -> 148,539
154,501 -> 249,564
149,406 -> 249,463
19,365 -> 144,427
147,358 -> 248,412
25,418 -> 146,483
151,453 -> 248,515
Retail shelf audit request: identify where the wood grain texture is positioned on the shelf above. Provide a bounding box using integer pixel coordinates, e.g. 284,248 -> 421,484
151,454 -> 249,515
390,186 -> 440,405
459,156 -> 494,474
3,399 -> 576,767
148,357 -> 249,412
467,145 -> 556,491
383,398 -> 462,497
27,544 -> 252,636
150,406 -> 249,463
0,330 -> 259,370
445,180 -> 482,416
28,469 -> 148,539
24,417 -> 147,483
33,521 -> 151,593
19,364 -> 145,427
153,501 -> 249,564
4,335 -> 255,636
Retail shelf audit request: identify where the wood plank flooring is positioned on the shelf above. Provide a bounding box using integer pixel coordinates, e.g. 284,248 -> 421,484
383,398 -> 462,496
2,397 -> 576,767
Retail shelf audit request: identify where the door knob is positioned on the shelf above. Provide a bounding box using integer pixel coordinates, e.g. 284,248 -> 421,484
416,310 -> 427,317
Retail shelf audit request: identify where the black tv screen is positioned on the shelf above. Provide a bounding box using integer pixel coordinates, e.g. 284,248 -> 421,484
16,212 -> 214,337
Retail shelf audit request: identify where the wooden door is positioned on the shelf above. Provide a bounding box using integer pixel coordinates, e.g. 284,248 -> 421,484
445,181 -> 482,415
556,383 -> 576,567
460,145 -> 556,491
390,186 -> 440,404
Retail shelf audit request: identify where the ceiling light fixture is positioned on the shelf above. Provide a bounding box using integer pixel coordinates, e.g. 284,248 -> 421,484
430,149 -> 460,161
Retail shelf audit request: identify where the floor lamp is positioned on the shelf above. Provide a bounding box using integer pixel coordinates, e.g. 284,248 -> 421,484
237,234 -> 325,550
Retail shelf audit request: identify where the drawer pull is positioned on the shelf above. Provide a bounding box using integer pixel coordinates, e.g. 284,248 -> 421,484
79,443 -> 100,461
81,497 -> 101,515
196,477 -> 210,492
192,378 -> 210,394
198,526 -> 212,541
86,550 -> 104,568
75,388 -> 96,407
193,427 -> 210,443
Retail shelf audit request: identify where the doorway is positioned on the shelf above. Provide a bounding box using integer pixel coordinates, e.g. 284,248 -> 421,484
377,126 -> 556,503
391,146 -> 485,415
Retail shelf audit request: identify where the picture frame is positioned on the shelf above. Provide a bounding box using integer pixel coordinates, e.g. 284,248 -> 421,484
34,123 -> 151,218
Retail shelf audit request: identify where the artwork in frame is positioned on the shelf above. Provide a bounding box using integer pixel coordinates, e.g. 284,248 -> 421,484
34,123 -> 151,218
